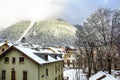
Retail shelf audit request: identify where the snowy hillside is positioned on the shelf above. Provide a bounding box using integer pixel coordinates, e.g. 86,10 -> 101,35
0,19 -> 77,46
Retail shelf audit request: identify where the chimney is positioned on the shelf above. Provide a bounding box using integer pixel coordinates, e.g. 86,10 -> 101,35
5,40 -> 9,44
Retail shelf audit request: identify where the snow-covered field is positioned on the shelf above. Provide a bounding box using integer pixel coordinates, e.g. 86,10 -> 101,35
63,69 -> 87,80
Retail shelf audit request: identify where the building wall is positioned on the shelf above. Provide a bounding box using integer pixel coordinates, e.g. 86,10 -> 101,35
39,61 -> 63,80
0,49 -> 64,80
0,49 -> 39,80
63,51 -> 77,68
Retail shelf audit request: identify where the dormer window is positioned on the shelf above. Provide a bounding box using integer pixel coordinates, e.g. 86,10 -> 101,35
55,55 -> 57,59
59,55 -> 62,58
45,55 -> 48,61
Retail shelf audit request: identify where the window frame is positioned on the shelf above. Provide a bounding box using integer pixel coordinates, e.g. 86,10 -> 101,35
12,57 -> 16,64
23,71 -> 27,80
46,69 -> 48,76
11,70 -> 16,80
45,55 -> 48,61
1,70 -> 6,80
19,57 -> 24,63
4,57 -> 9,63
55,65 -> 57,73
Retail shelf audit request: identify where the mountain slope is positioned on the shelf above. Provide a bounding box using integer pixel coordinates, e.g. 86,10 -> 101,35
0,19 -> 77,46
0,21 -> 31,41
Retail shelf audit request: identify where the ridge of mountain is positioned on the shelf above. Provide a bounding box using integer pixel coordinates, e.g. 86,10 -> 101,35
0,19 -> 77,47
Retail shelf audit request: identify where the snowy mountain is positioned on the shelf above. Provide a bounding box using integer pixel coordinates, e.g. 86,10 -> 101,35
0,19 -> 77,46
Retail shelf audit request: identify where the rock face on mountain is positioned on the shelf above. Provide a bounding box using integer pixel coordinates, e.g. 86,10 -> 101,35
0,19 -> 77,46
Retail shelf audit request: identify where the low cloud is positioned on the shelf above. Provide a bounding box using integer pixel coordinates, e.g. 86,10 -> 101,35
0,0 -> 119,28
0,0 -> 66,28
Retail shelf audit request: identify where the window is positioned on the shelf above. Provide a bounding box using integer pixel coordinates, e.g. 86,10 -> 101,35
2,70 -> 6,80
45,55 -> 48,61
58,64 -> 60,71
55,65 -> 57,73
55,55 -> 57,59
67,60 -> 70,67
58,75 -> 60,80
12,58 -> 16,64
61,63 -> 63,70
19,57 -> 24,63
42,75 -> 44,78
59,55 -> 62,58
59,64 -> 61,71
61,73 -> 63,80
23,71 -> 27,80
11,71 -> 16,80
2,48 -> 5,52
46,69 -> 48,76
55,77 -> 57,80
4,57 -> 9,63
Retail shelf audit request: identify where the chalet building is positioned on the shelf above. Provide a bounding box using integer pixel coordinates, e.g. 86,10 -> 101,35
0,45 -> 63,80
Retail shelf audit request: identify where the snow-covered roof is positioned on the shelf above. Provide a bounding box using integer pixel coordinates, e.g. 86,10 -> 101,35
89,71 -> 117,80
16,46 -> 63,64
68,46 -> 76,49
48,47 -> 66,54
15,46 -> 47,64
1,45 -> 63,65
0,43 -> 5,46
39,49 -> 53,53
0,42 -> 13,47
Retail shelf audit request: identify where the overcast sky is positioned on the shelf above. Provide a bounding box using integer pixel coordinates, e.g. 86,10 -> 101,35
0,0 -> 120,28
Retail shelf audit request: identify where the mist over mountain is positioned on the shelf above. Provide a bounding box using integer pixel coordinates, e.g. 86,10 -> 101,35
0,19 -> 77,47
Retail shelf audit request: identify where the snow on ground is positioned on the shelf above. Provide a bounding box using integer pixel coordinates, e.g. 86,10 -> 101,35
63,68 -> 87,80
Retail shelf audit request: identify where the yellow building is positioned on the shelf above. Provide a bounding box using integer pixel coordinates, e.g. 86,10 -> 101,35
0,45 -> 63,80
63,46 -> 77,68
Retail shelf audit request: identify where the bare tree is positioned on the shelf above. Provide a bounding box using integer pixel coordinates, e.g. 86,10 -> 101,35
75,8 -> 120,77
75,26 -> 96,78
84,8 -> 120,74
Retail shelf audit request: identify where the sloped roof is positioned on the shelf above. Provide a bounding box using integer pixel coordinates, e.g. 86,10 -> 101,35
48,47 -> 66,54
0,42 -> 13,47
39,49 -> 53,53
89,71 -> 117,80
0,43 -> 5,46
0,45 -> 63,65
